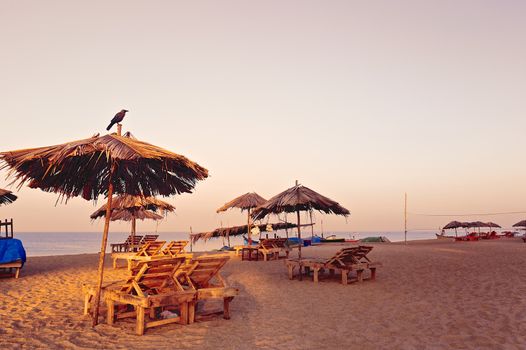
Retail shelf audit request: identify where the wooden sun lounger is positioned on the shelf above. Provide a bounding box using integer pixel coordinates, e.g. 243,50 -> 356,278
262,238 -> 291,259
105,257 -> 196,335
177,255 -> 238,321
285,246 -> 381,284
111,235 -> 144,253
112,241 -> 166,270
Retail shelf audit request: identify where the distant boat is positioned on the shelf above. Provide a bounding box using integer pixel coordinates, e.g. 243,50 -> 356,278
320,235 -> 346,243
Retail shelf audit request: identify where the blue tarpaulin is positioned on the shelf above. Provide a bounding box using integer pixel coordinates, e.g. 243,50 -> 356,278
0,239 -> 26,265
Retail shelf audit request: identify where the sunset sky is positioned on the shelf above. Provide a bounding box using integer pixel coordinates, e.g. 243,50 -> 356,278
1,1 -> 526,234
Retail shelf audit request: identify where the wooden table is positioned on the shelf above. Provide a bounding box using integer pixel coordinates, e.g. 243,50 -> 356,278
241,247 -> 260,261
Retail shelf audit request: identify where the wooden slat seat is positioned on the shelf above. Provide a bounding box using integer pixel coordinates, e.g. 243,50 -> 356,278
111,241 -> 166,270
104,257 -> 196,335
285,246 -> 382,284
159,240 -> 193,264
110,235 -> 143,253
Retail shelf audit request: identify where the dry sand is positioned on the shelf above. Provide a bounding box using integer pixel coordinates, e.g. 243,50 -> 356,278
1,238 -> 526,349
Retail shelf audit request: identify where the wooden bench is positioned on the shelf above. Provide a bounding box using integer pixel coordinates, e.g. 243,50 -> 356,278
0,260 -> 22,279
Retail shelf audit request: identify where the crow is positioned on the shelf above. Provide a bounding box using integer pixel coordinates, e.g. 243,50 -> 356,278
106,109 -> 129,131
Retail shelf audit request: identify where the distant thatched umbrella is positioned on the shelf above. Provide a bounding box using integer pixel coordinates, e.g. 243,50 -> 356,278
442,220 -> 465,237
252,182 -> 350,260
0,188 -> 17,206
191,222 -> 298,244
90,194 -> 175,249
443,221 -> 465,230
486,222 -> 501,229
216,192 -> 267,245
513,220 -> 526,228
0,132 -> 208,326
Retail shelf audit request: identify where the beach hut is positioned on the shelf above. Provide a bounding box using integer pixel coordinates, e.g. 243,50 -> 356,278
90,194 -> 175,250
0,132 -> 208,325
251,182 -> 350,261
216,192 -> 267,245
0,188 -> 17,206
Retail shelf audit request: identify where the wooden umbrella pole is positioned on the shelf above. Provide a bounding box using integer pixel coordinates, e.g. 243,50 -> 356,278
297,210 -> 302,259
247,208 -> 252,245
131,216 -> 137,251
297,209 -> 302,281
92,181 -> 114,327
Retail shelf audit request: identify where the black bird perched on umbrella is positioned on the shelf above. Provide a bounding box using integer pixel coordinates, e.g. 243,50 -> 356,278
106,109 -> 129,131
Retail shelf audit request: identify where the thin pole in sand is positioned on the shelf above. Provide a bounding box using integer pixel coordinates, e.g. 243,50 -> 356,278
189,226 -> 193,253
247,208 -> 252,246
404,192 -> 407,245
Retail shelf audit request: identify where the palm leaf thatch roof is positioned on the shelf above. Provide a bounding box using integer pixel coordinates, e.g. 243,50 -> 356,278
190,222 -> 297,243
486,221 -> 501,228
251,184 -> 350,220
0,133 -> 208,201
513,220 -> 526,228
467,221 -> 489,228
90,194 -> 175,219
216,192 -> 267,213
0,188 -> 17,205
443,221 -> 466,229
110,208 -> 164,221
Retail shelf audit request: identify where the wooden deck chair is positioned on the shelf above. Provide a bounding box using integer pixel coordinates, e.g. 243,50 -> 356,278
141,234 -> 159,244
267,238 -> 291,258
177,255 -> 238,322
112,241 -> 166,270
110,235 -> 143,253
105,257 -> 196,335
286,246 -> 381,284
257,239 -> 281,261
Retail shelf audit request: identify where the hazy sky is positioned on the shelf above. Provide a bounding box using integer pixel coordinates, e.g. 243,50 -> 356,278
1,0 -> 526,234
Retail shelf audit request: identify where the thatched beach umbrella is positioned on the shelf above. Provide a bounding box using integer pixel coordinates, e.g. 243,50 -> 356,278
486,222 -> 501,229
442,220 -> 465,237
0,188 -> 17,206
109,208 -> 164,221
0,133 -> 208,326
513,220 -> 526,228
251,182 -> 350,261
216,192 -> 267,245
90,194 -> 175,250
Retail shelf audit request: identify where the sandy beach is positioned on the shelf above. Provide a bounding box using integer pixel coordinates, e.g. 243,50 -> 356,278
1,238 -> 526,349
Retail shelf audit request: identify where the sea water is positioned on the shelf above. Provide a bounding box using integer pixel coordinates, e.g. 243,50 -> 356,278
14,230 -> 438,257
